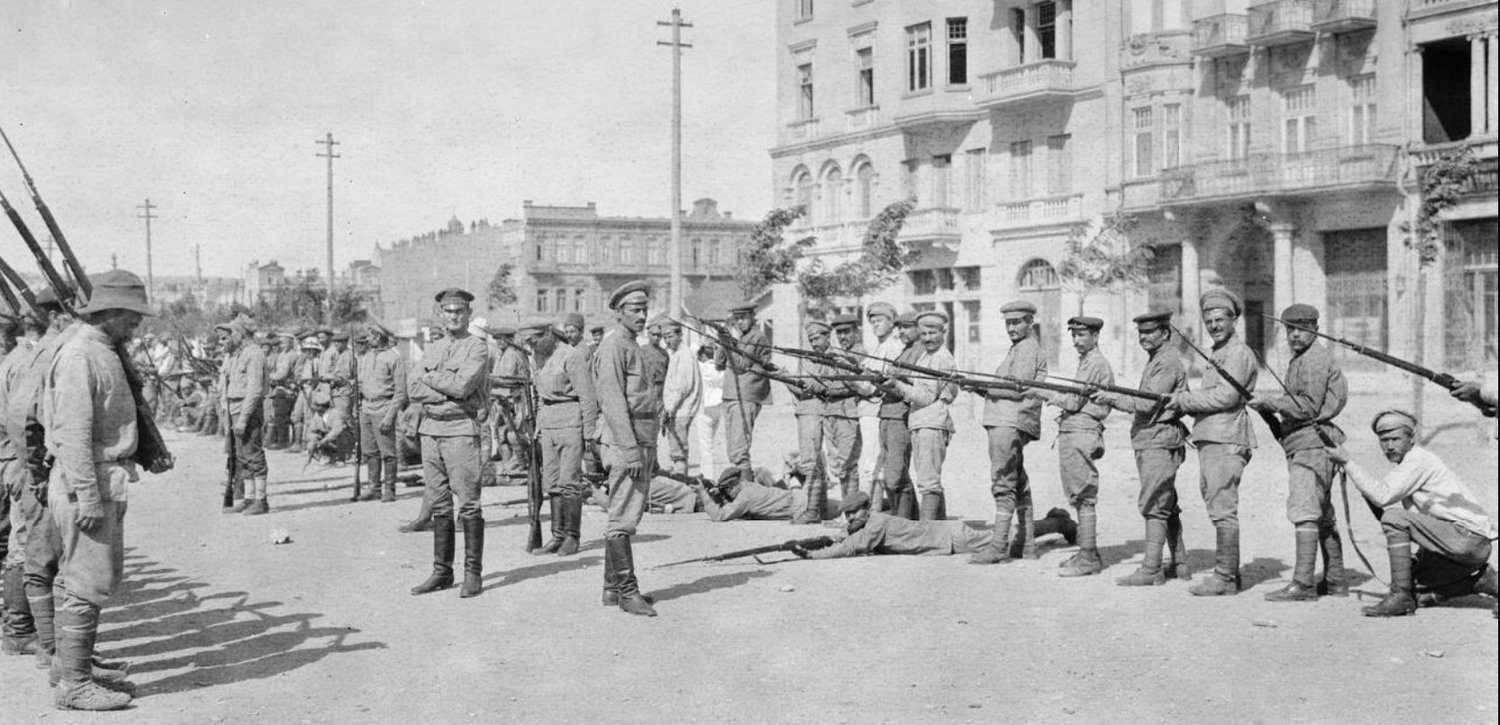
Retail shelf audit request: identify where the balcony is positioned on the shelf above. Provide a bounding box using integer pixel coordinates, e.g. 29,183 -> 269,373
995,194 -> 1084,229
1310,0 -> 1377,34
1247,0 -> 1315,47
1160,145 -> 1399,204
976,60 -> 1079,110
1411,139 -> 1500,198
1191,14 -> 1249,58
787,117 -> 821,142
845,106 -> 880,132
898,207 -> 962,247
1119,179 -> 1163,211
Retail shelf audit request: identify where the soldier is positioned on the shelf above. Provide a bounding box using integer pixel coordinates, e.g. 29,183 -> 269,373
43,270 -> 154,710
1165,288 -> 1257,596
1,314 -> 30,655
1251,303 -> 1348,601
1329,410 -> 1498,617
714,302 -> 771,472
561,312 -> 586,347
358,322 -> 409,503
328,330 -> 357,431
218,319 -> 270,514
689,462 -> 836,522
658,317 -> 700,476
265,331 -> 298,450
692,343 -> 724,476
592,281 -> 661,616
1093,311 -> 1192,586
874,311 -> 920,519
490,325 -> 528,480
1031,316 -> 1114,578
971,301 -> 1048,564
289,335 -> 322,453
795,492 -> 1075,560
408,288 -> 490,598
522,317 -> 597,557
789,320 -> 834,525
855,302 -> 901,505
825,314 -> 863,497
887,310 -> 957,521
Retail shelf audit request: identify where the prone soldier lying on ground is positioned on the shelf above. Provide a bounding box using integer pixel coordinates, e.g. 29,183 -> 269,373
646,457 -> 839,521
794,491 -> 1077,560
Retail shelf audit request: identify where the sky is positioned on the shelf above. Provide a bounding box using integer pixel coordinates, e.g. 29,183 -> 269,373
0,0 -> 776,282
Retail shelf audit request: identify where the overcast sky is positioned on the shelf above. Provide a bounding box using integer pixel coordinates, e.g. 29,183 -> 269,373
0,0 -> 775,281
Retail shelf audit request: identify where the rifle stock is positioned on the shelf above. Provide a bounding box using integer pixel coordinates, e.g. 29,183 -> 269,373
652,535 -> 836,569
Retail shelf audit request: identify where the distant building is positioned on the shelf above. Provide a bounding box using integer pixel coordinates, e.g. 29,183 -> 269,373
153,275 -> 244,308
376,199 -> 754,333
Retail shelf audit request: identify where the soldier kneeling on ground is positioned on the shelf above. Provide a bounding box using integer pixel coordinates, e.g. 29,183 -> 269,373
305,391 -> 357,466
794,491 -> 1076,560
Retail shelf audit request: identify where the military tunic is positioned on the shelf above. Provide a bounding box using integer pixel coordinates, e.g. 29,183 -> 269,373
358,347 -> 410,472
1261,341 -> 1347,526
898,346 -> 957,497
981,335 -> 1046,511
715,326 -> 771,469
1104,346 -> 1189,520
409,331 -> 490,521
592,323 -> 661,538
1173,336 -> 1258,527
660,343 -> 701,473
535,340 -> 598,498
793,354 -> 832,483
876,342 -> 920,501
807,512 -> 985,559
220,342 -> 269,479
1047,346 -> 1114,507
859,332 -> 905,494
822,342 -> 863,494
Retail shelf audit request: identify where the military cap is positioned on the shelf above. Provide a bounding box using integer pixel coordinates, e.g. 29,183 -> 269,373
728,301 -> 759,315
562,312 -> 586,330
75,270 -> 153,317
608,281 -> 650,310
916,310 -> 949,327
866,301 -> 897,321
1132,310 -> 1173,330
717,466 -> 747,488
838,490 -> 871,514
331,329 -> 349,342
1067,316 -> 1104,332
804,319 -> 832,335
1000,300 -> 1037,318
831,313 -> 860,329
300,337 -> 323,351
647,314 -> 671,329
352,333 -> 369,345
589,321 -> 605,333
315,326 -> 333,336
487,324 -> 518,337
1282,303 -> 1319,325
434,287 -> 475,306
366,320 -> 394,339
894,311 -> 918,326
518,317 -> 552,333
275,330 -> 296,340
293,327 -> 311,339
1199,287 -> 1242,316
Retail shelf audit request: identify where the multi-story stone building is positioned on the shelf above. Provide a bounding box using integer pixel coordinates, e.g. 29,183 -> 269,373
770,0 -> 1497,374
375,199 -> 753,335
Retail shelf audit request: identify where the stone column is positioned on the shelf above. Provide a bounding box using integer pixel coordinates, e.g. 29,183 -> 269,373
1471,35 -> 1487,138
1058,0 -> 1074,61
1293,228 -> 1326,317
1487,33 -> 1498,137
1181,236 -> 1201,331
1271,222 -> 1296,317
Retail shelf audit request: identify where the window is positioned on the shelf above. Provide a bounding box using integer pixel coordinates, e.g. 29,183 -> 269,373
794,170 -> 815,225
855,163 -> 875,218
534,289 -> 548,313
1010,140 -> 1033,199
795,0 -> 813,21
556,237 -> 572,264
963,300 -> 982,344
574,237 -> 588,264
1162,103 -> 1182,169
708,239 -> 722,266
959,266 -> 982,290
824,168 -> 843,222
1133,0 -> 1183,33
620,238 -> 635,264
1012,9 -> 1026,65
599,237 -> 614,265
1283,85 -> 1316,154
1018,258 -> 1059,289
554,288 -> 566,312
1227,95 -> 1251,160
964,149 -> 986,211
1132,107 -> 1155,177
691,238 -> 702,269
1350,74 -> 1376,145
856,48 -> 875,107
533,235 -> 546,262
798,64 -> 814,120
910,270 -> 936,295
907,24 -> 931,92
931,155 -> 950,208
1046,135 -> 1071,195
947,18 -> 968,85
1037,2 -> 1057,60
574,289 -> 587,313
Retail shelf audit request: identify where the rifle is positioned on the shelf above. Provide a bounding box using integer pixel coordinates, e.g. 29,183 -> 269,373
652,535 -> 837,569
656,468 -> 725,501
0,255 -> 35,312
0,124 -> 88,291
1168,323 -> 1284,443
1253,312 -> 1496,417
1047,374 -> 1172,421
224,389 -> 239,509
349,338 -> 364,502
0,268 -> 21,316
523,378 -> 543,551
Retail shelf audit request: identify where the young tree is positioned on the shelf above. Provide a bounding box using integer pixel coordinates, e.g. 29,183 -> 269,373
797,199 -> 918,317
1056,211 -> 1152,360
735,206 -> 817,301
487,262 -> 518,310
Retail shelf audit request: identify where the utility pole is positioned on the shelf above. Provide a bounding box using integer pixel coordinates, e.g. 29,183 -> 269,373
316,132 -> 340,325
657,8 -> 691,317
135,198 -> 157,306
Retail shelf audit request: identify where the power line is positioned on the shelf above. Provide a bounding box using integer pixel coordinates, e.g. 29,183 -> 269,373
316,132 -> 340,324
135,198 -> 157,305
658,7 -> 692,315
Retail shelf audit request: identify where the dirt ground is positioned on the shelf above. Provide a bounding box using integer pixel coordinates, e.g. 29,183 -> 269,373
2,372 -> 1496,724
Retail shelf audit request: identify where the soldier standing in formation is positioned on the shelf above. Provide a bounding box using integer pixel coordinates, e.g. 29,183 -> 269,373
290,333 -> 322,453
874,311 -> 920,518
357,322 -> 408,503
715,302 -> 770,472
889,310 -> 958,521
825,314 -> 864,497
855,302 -> 902,508
522,317 -> 597,557
409,288 -> 490,599
219,319 -> 270,515
972,301 -> 1047,564
265,331 -> 298,450
789,320 -> 834,525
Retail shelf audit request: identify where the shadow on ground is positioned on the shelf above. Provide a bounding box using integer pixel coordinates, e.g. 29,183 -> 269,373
649,570 -> 774,602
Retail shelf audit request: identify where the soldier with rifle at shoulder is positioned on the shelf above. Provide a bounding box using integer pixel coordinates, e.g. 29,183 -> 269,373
971,300 -> 1048,565
882,310 -> 958,522
713,301 -> 772,473
217,319 -> 270,515
358,322 -> 408,504
789,320 -> 835,525
518,316 -> 596,557
825,314 -> 865,499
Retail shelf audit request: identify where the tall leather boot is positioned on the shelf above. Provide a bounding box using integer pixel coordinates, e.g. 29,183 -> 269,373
558,495 -> 583,556
410,516 -> 455,595
1189,525 -> 1240,596
1363,532 -> 1416,617
1266,524 -> 1320,602
1165,512 -> 1191,580
1118,519 -> 1168,586
459,517 -> 484,598
870,485 -> 885,513
1060,505 -> 1102,577
359,458 -> 382,501
52,600 -> 130,711
610,537 -> 656,617
2,564 -> 36,654
381,463 -> 397,503
918,492 -> 942,521
1010,506 -> 1038,560
791,474 -> 825,525
26,577 -> 55,669
536,496 -> 564,554
888,488 -> 910,520
970,503 -> 1014,565
1318,523 -> 1347,597
898,488 -> 918,521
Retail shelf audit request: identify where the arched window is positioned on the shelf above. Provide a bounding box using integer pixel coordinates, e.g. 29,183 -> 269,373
824,167 -> 843,223
1017,258 -> 1059,290
855,163 -> 876,219
794,169 -> 815,226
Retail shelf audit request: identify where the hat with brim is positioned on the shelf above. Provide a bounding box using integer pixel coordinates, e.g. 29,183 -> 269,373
1282,303 -> 1320,325
1132,310 -> 1173,330
608,281 -> 650,310
75,270 -> 153,317
1199,287 -> 1243,316
832,313 -> 860,330
1067,316 -> 1104,332
1000,300 -> 1037,319
866,302 -> 897,321
838,491 -> 871,514
894,311 -> 918,326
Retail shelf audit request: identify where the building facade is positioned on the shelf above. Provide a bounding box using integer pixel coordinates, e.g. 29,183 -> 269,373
770,0 -> 1497,374
376,199 -> 753,334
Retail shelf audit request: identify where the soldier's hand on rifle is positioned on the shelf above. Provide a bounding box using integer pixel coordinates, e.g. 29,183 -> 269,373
787,540 -> 811,559
1248,394 -> 1273,412
1162,394 -> 1182,412
1090,390 -> 1117,408
1325,444 -> 1350,466
233,416 -> 247,438
1449,380 -> 1482,404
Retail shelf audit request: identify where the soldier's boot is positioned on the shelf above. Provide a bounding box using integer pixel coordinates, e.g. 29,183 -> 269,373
609,537 -> 656,617
1164,512 -> 1191,580
791,475 -> 826,525
1189,525 -> 1241,596
1265,524 -> 1321,602
900,488 -> 920,521
52,601 -> 130,712
1117,518 -> 1168,586
381,466 -> 398,503
288,424 -> 305,453
2,564 -> 37,655
970,504 -> 1015,565
1033,507 -> 1076,544
918,492 -> 942,522
1473,566 -> 1499,619
27,578 -> 55,670
558,495 -> 583,557
227,474 -> 250,513
244,477 -> 270,515
1059,505 -> 1103,577
869,485 -> 886,513
359,459 -> 382,501
1363,533 -> 1417,617
600,541 -> 618,606
537,496 -> 565,554
410,516 -> 456,595
1010,507 -> 1038,560
398,499 -> 433,533
458,517 -> 484,598
887,488 -> 910,520
1317,524 -> 1348,597
936,492 -> 948,521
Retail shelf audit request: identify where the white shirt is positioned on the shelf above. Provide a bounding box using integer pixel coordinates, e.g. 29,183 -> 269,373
1346,445 -> 1496,539
698,359 -> 723,409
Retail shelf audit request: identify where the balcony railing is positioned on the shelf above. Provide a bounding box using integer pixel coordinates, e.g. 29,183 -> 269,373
898,207 -> 962,244
1160,145 -> 1399,203
845,106 -> 879,132
1191,14 -> 1249,58
1310,0 -> 1377,34
977,60 -> 1078,109
1247,0 -> 1315,47
787,117 -> 820,141
997,194 -> 1084,228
